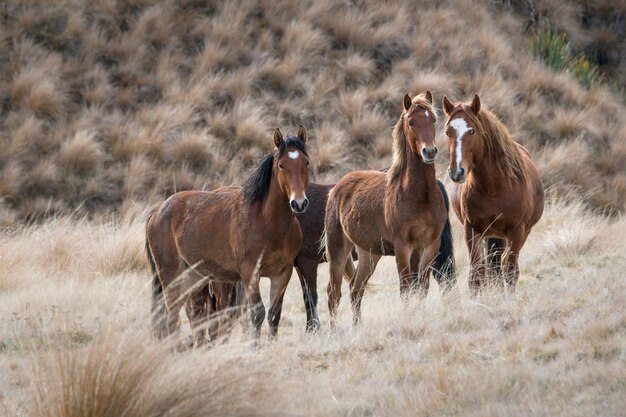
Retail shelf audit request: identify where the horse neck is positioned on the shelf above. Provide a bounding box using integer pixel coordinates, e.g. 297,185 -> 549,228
255,173 -> 294,230
467,143 -> 508,193
392,142 -> 437,197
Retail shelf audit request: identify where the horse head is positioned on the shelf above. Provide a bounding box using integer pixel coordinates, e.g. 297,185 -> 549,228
402,90 -> 438,164
442,93 -> 483,183
274,126 -> 310,213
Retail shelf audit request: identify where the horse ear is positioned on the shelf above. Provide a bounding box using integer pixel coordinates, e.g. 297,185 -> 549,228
297,125 -> 307,144
470,93 -> 481,114
424,90 -> 433,104
442,95 -> 454,115
273,128 -> 283,148
403,93 -> 412,112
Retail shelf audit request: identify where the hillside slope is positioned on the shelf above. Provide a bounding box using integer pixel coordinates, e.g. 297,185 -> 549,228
0,0 -> 624,225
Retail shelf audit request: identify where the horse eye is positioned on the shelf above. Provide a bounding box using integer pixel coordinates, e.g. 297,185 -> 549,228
408,120 -> 414,126
469,129 -> 475,135
278,163 -> 284,170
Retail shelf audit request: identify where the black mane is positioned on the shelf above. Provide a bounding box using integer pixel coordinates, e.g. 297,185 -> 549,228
242,136 -> 307,203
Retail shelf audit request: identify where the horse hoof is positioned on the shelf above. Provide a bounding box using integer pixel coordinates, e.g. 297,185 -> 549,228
306,320 -> 321,333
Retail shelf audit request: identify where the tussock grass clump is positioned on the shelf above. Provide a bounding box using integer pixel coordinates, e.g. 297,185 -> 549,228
58,130 -> 104,172
31,332 -> 290,417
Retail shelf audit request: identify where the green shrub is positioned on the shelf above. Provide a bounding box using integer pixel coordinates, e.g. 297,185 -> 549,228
572,55 -> 600,88
530,26 -> 571,72
530,26 -> 600,89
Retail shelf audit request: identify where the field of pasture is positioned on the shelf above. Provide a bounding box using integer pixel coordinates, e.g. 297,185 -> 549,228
0,201 -> 625,416
0,0 -> 625,416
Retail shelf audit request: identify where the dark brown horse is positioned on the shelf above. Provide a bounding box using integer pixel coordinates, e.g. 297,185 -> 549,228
146,127 -> 310,343
183,182 -> 356,340
442,93 -> 544,293
325,91 -> 447,327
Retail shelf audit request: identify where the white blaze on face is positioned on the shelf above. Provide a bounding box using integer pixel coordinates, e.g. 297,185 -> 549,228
449,118 -> 471,170
288,150 -> 300,159
424,110 -> 429,117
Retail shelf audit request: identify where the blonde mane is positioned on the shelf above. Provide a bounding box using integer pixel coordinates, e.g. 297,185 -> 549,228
386,93 -> 437,184
451,104 -> 527,184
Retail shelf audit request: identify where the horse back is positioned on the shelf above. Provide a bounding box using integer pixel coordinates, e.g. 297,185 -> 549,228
148,190 -> 244,279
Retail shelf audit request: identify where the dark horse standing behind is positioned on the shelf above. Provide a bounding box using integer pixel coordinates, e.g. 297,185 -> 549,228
442,93 -> 544,294
146,127 -> 310,343
325,91 -> 448,328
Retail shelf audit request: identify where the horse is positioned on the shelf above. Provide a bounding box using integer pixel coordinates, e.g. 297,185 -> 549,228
293,179 -> 454,332
325,91 -> 447,327
442,93 -> 544,293
186,178 -> 454,337
146,126 -> 310,343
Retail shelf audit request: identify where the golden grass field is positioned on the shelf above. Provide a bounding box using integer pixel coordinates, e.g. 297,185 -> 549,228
0,0 -> 625,416
1,201 -> 625,416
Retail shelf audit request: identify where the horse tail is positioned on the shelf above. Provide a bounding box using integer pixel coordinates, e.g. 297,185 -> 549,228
486,238 -> 505,276
433,180 -> 456,292
146,206 -> 167,339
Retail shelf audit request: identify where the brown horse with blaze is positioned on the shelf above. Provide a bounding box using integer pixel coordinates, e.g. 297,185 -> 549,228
442,93 -> 544,294
325,91 -> 447,328
146,127 -> 310,343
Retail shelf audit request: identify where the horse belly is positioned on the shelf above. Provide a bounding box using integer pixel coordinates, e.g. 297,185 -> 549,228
177,216 -> 240,280
343,216 -> 390,256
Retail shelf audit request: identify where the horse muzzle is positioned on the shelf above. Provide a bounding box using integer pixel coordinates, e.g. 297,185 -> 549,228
448,166 -> 466,183
290,197 -> 309,214
421,146 -> 438,164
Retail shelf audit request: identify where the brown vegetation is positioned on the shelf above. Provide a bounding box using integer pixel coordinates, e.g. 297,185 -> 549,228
0,0 -> 624,222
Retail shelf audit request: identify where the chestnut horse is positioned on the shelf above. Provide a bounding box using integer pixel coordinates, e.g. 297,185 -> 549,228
325,91 -> 447,327
294,178 -> 455,331
188,179 -> 454,337
442,93 -> 544,293
146,127 -> 310,342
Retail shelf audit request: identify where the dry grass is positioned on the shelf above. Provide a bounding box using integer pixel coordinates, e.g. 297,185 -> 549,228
0,0 -> 623,223
0,200 -> 624,416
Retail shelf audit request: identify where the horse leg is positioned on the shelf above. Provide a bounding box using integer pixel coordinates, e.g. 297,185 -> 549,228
267,265 -> 293,339
185,284 -> 209,347
465,224 -> 486,296
350,247 -> 381,326
241,262 -> 264,338
206,283 -> 219,343
147,233 -> 183,341
503,229 -> 527,293
343,256 -> 356,284
162,279 -> 183,343
412,240 -> 440,298
325,214 -> 352,330
486,238 -> 506,290
295,257 -> 320,333
217,282 -> 240,339
394,244 -> 413,299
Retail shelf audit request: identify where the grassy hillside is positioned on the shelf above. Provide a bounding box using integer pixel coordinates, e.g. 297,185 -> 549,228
0,0 -> 625,226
